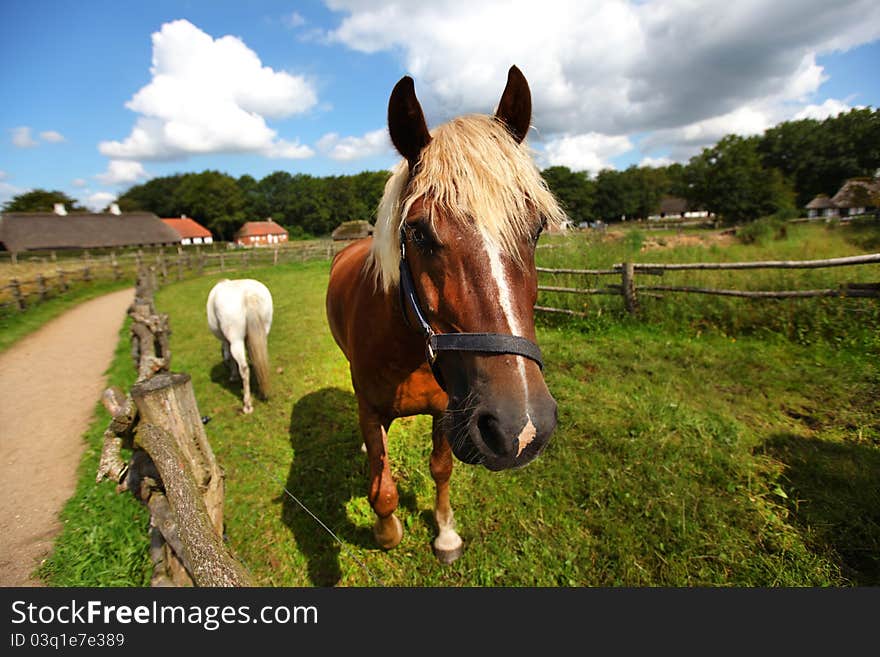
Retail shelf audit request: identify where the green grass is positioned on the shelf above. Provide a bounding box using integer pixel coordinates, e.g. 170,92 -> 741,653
537,221 -> 880,348
39,231 -> 880,586
0,279 -> 133,354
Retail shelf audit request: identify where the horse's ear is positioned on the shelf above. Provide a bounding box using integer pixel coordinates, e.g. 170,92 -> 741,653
388,75 -> 432,170
495,65 -> 532,144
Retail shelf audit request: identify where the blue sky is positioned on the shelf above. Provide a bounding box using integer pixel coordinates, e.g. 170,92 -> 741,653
1,0 -> 878,210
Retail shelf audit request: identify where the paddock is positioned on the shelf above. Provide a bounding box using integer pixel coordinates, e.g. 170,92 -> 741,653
33,223 -> 880,586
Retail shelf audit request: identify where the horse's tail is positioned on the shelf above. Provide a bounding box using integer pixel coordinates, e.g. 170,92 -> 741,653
245,295 -> 271,399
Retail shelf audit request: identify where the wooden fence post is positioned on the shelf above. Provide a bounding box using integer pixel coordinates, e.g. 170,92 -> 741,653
36,273 -> 47,302
273,247 -> 279,266
158,250 -> 167,283
622,261 -> 638,314
220,253 -> 225,272
83,266 -> 92,282
10,278 -> 25,311
56,269 -> 68,292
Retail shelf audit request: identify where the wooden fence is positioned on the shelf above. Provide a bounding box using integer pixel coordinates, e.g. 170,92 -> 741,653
536,252 -> 880,316
0,241 -> 348,315
96,267 -> 251,587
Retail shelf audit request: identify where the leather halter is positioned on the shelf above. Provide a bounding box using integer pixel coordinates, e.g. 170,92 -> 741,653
398,226 -> 544,389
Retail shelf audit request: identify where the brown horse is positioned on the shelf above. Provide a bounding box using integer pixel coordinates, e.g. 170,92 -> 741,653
326,66 -> 567,563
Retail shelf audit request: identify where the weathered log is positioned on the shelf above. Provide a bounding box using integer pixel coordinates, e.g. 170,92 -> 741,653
147,491 -> 190,570
96,387 -> 139,484
131,372 -> 224,532
136,423 -> 251,586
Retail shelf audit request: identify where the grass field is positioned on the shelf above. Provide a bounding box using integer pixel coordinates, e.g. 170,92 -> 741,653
37,220 -> 880,587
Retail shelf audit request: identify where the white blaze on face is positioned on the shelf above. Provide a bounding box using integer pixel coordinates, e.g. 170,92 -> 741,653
515,417 -> 537,457
480,229 -> 534,453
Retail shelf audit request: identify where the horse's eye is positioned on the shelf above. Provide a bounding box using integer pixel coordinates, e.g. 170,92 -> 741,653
533,219 -> 546,243
408,223 -> 436,253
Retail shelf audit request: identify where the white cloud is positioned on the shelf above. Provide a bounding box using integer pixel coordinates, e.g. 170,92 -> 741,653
72,178 -> 88,188
541,132 -> 633,174
794,98 -> 856,120
642,105 -> 772,160
0,170 -> 7,180
84,191 -> 117,212
40,130 -> 66,143
265,139 -> 315,159
316,128 -> 390,161
96,160 -> 151,185
11,127 -> 37,148
325,0 -> 880,162
99,19 -> 318,161
284,12 -> 307,28
640,155 -> 674,168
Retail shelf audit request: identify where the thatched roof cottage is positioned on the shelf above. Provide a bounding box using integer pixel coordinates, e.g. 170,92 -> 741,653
0,209 -> 180,252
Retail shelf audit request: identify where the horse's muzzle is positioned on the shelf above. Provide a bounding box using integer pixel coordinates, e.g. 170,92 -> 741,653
446,395 -> 557,471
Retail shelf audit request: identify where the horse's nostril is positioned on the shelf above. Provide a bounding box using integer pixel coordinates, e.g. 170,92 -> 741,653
476,412 -> 507,457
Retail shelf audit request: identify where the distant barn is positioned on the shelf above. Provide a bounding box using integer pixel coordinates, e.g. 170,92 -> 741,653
648,196 -> 711,221
161,215 -> 214,245
804,176 -> 879,219
234,220 -> 289,247
805,194 -> 838,219
0,206 -> 181,253
831,178 -> 880,217
331,220 -> 374,241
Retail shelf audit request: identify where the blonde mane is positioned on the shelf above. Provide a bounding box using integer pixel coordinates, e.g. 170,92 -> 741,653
367,114 -> 568,292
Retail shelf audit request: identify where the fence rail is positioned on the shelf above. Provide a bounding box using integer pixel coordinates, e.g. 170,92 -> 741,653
536,252 -> 880,315
0,241 -> 349,315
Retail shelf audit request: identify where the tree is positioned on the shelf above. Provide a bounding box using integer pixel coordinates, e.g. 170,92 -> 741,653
541,166 -> 595,225
593,169 -> 642,221
171,171 -> 245,241
118,175 -> 185,216
3,189 -> 84,213
685,135 -> 795,223
759,107 -> 880,206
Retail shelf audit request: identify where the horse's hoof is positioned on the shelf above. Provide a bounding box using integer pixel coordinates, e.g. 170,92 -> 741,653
433,543 -> 464,564
433,532 -> 464,564
373,514 -> 403,550
242,405 -> 253,415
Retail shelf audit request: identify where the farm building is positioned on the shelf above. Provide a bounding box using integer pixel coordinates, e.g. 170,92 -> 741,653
0,207 -> 181,252
805,176 -> 880,219
331,220 -> 373,241
161,215 -> 213,245
234,220 -> 289,247
830,177 -> 880,217
648,196 -> 712,221
805,194 -> 838,218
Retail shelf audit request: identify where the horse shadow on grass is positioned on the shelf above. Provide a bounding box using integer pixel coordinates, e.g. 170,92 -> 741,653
210,360 -> 268,407
282,386 -> 418,586
763,432 -> 880,585
210,361 -> 239,396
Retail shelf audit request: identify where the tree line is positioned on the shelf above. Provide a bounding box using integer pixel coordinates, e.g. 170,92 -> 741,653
4,108 -> 877,237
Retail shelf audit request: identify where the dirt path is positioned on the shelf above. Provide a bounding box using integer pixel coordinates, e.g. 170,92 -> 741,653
0,288 -> 134,586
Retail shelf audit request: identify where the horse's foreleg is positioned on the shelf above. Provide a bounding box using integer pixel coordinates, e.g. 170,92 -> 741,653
359,402 -> 402,549
431,418 -> 464,564
229,340 -> 252,414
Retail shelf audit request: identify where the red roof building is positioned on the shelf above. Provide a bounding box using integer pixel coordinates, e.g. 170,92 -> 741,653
234,220 -> 289,247
161,216 -> 213,245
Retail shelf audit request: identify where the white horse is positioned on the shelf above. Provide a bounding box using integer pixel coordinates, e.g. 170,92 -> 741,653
206,278 -> 273,414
